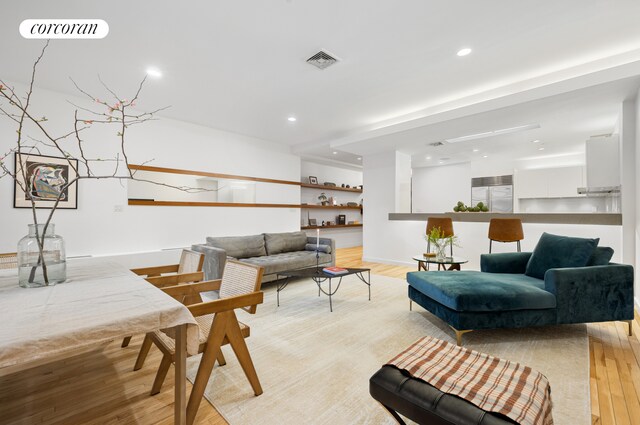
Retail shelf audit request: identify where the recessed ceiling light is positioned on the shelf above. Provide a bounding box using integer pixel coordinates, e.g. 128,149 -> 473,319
145,67 -> 162,78
457,48 -> 472,57
426,156 -> 432,160
357,157 -> 362,160
538,147 -> 545,151
287,116 -> 297,122
332,151 -> 338,155
473,149 -> 479,152
438,161 -> 444,164
531,139 -> 540,143
482,155 -> 488,158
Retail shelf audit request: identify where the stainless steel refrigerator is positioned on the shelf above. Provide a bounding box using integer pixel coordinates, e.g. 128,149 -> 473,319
471,175 -> 513,213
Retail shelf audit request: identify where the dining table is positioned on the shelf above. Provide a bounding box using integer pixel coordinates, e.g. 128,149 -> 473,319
0,257 -> 200,425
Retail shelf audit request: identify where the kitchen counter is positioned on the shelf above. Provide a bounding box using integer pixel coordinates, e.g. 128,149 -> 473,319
389,212 -> 622,226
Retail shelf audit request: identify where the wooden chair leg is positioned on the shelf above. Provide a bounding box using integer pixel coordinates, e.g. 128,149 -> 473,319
216,349 -> 227,366
134,334 -> 153,371
151,354 -> 173,395
187,311 -> 230,425
121,336 -> 132,348
226,312 -> 263,396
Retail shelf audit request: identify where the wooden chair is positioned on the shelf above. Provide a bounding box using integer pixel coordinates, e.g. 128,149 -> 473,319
425,217 -> 455,269
0,253 -> 18,270
488,218 -> 524,253
130,249 -> 204,279
135,260 -> 264,425
122,249 -> 205,347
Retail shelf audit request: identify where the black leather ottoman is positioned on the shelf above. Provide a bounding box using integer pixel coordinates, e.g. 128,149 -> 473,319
370,366 -> 518,425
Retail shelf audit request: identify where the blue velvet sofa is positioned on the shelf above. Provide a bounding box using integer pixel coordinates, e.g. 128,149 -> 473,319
407,236 -> 634,345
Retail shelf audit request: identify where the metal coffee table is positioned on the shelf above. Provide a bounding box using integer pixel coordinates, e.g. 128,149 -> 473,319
276,267 -> 371,312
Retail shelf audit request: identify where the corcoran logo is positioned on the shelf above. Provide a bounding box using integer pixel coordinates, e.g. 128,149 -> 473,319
20,19 -> 109,39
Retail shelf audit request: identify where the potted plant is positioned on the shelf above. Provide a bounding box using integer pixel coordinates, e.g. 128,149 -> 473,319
425,226 -> 459,261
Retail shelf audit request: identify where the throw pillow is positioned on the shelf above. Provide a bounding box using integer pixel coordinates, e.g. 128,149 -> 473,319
305,243 -> 332,254
586,246 -> 614,266
264,231 -> 308,255
525,232 -> 599,279
206,234 -> 267,259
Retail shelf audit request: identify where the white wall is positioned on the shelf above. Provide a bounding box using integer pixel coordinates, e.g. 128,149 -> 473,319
363,151 -> 403,261
635,91 -> 640,310
300,160 -> 363,248
412,163 -> 471,213
0,83 -> 301,258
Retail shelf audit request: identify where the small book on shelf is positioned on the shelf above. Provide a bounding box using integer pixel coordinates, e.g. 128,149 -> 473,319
323,266 -> 349,275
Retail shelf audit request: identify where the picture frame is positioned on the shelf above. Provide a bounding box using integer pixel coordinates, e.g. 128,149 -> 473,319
14,153 -> 78,209
308,176 -> 318,185
308,218 -> 317,226
337,214 -> 346,225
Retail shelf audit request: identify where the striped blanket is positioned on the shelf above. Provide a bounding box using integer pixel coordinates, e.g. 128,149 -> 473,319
386,336 -> 553,425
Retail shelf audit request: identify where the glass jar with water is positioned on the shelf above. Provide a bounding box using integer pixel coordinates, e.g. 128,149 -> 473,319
17,223 -> 66,287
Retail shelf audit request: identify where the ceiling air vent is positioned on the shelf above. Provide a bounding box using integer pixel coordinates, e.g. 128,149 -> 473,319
428,141 -> 445,147
306,50 -> 338,70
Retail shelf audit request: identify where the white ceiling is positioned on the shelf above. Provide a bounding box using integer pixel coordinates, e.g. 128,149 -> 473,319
3,1 -> 640,166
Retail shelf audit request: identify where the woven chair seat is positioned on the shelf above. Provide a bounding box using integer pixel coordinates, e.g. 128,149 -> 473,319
154,314 -> 250,354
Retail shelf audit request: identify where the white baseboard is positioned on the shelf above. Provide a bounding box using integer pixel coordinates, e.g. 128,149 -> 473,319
362,256 -> 415,268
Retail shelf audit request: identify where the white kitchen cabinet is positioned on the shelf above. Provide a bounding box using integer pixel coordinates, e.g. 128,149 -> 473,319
517,169 -> 548,198
517,166 -> 584,199
547,166 -> 583,198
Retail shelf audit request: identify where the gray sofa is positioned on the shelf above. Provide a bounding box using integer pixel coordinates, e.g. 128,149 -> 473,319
192,231 -> 335,283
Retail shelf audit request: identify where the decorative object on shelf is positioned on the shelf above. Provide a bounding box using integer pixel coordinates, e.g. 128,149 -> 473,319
453,200 -> 488,212
309,176 -> 318,185
337,214 -> 346,225
17,223 -> 66,287
318,192 -> 329,206
323,182 -> 336,187
346,185 -> 351,188
321,220 -> 326,226
341,183 -> 345,187
330,196 -> 338,206
309,218 -> 317,226
346,202 -> 359,207
425,226 -> 459,261
325,221 -> 333,226
14,153 -> 78,209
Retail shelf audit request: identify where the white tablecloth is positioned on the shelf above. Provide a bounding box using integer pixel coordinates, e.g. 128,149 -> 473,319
0,258 -> 199,374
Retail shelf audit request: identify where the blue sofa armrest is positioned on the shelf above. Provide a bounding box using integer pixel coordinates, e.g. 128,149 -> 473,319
307,236 -> 336,266
544,264 -> 634,324
480,252 -> 532,274
191,243 -> 226,280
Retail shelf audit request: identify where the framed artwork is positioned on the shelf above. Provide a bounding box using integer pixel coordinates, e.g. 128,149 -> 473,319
337,214 -> 346,225
308,218 -> 317,226
14,153 -> 78,209
308,176 -> 318,185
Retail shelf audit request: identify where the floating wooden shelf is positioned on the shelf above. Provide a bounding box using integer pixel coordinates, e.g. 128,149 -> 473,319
301,224 -> 363,230
300,183 -> 362,193
128,200 -> 300,208
301,204 -> 362,210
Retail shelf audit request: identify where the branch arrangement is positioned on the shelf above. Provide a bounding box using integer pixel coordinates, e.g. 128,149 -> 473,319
0,41 -> 201,285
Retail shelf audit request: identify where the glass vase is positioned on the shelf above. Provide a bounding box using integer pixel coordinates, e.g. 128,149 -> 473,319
17,223 -> 66,287
434,241 -> 448,261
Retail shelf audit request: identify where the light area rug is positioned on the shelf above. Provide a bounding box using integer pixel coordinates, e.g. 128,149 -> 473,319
186,274 -> 590,425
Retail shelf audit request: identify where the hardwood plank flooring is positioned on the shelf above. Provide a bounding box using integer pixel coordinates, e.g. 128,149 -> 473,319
0,246 -> 637,424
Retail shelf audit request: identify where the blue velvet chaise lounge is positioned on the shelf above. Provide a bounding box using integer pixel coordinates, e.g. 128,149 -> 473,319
407,233 -> 635,345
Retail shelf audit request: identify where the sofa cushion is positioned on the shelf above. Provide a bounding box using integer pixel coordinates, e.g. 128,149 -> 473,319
263,231 -> 308,255
407,271 -> 556,312
206,234 -> 266,259
586,246 -> 614,266
240,251 -> 332,275
525,232 -> 599,279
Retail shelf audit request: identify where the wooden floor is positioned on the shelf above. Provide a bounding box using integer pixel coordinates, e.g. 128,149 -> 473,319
0,246 -> 638,424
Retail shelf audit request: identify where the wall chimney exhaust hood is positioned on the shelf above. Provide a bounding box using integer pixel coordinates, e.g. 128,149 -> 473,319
579,135 -> 620,197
